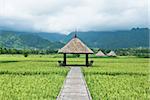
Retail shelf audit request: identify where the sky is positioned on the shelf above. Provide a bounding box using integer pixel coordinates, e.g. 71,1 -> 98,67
0,0 -> 148,34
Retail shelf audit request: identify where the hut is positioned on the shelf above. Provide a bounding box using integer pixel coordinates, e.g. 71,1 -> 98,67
58,34 -> 94,66
107,51 -> 117,57
96,50 -> 106,57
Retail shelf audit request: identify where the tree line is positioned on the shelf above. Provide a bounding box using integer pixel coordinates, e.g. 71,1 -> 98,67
0,48 -> 58,55
0,47 -> 149,58
92,47 -> 150,58
115,48 -> 150,58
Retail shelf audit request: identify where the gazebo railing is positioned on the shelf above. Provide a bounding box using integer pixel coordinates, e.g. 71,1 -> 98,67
58,60 -> 94,67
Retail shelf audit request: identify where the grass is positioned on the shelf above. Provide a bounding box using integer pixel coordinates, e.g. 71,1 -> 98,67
0,55 -> 69,100
82,57 -> 150,100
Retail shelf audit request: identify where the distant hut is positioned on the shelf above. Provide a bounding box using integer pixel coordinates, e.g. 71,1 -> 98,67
107,51 -> 117,57
96,50 -> 106,57
58,34 -> 94,66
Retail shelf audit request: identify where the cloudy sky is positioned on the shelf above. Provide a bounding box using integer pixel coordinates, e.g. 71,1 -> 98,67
0,0 -> 148,34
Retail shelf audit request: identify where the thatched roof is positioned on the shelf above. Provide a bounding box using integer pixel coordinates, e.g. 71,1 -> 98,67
96,50 -> 106,56
107,51 -> 117,56
58,36 -> 94,54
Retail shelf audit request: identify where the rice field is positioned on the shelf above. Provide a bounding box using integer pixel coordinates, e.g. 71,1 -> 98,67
0,55 -> 69,100
0,55 -> 149,100
82,57 -> 150,100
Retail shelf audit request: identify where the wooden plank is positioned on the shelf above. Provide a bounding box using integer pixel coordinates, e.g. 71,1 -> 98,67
57,67 -> 92,100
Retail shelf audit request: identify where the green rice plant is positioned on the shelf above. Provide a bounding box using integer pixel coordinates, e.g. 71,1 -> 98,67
0,55 -> 69,100
82,57 -> 149,100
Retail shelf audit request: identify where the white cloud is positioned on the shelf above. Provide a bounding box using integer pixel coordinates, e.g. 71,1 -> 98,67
0,0 -> 148,34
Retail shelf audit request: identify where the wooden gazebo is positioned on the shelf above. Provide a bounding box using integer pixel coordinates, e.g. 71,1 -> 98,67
58,34 -> 94,66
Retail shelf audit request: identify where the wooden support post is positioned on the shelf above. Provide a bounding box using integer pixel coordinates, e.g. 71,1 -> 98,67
64,53 -> 66,66
86,54 -> 88,67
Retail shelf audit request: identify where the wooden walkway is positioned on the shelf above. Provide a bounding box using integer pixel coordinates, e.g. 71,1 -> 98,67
57,67 -> 92,100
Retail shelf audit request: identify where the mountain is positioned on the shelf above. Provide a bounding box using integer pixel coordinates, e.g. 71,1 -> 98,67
0,31 -> 64,49
0,28 -> 149,49
0,30 -> 66,42
64,28 -> 149,49
35,32 -> 66,42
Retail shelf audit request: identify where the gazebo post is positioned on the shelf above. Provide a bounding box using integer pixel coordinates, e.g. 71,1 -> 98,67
86,54 -> 89,67
64,53 -> 66,66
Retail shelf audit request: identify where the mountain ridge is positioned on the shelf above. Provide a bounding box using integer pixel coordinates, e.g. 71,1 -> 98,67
0,31 -> 64,49
63,28 -> 149,49
0,28 -> 149,49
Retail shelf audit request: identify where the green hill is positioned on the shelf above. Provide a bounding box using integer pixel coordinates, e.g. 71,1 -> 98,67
0,28 -> 149,49
64,28 -> 149,49
0,32 -> 64,49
